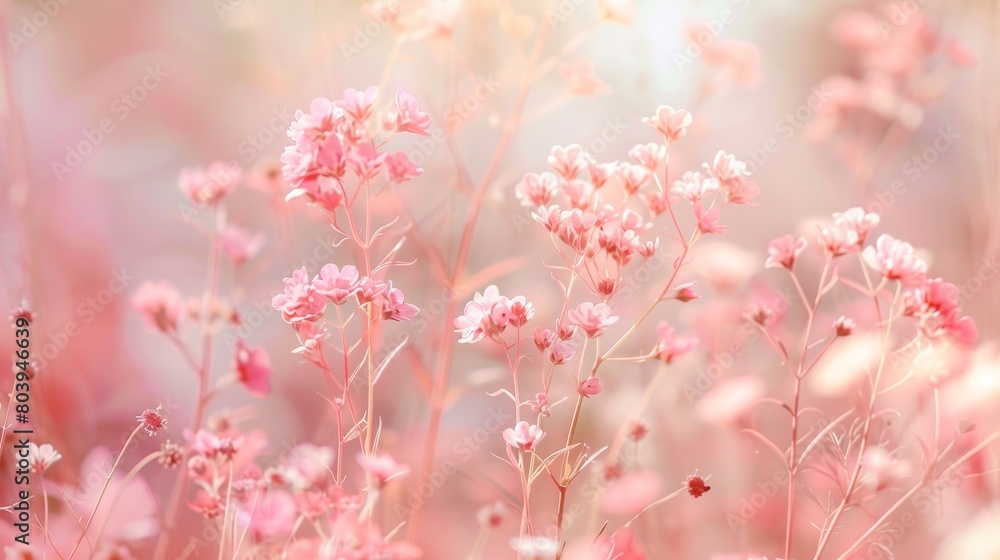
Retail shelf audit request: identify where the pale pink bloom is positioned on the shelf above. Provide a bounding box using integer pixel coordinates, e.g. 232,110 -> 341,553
358,453 -> 409,486
179,161 -> 241,206
567,301 -> 619,338
818,223 -> 860,256
289,97 -> 341,142
233,339 -> 273,397
282,134 -> 347,211
616,163 -> 650,196
534,326 -> 555,351
695,241 -> 758,293
532,204 -> 562,231
809,335 -> 883,397
587,160 -> 617,189
693,202 -> 726,235
695,376 -> 764,426
550,339 -> 576,365
70,447 -> 159,542
293,489 -> 332,520
337,86 -> 379,123
674,283 -> 700,302
862,234 -> 927,286
579,377 -> 602,397
514,172 -> 559,207
764,235 -> 807,270
628,142 -> 666,171
560,56 -> 612,98
833,207 -> 880,244
390,85 -> 431,135
723,176 -> 760,205
131,281 -> 183,332
354,275 -> 387,304
284,444 -> 335,491
347,141 -> 387,180
503,421 -> 544,451
643,104 -> 692,142
271,267 -> 326,323
643,190 -> 669,216
671,170 -> 718,202
26,442 -> 61,473
706,150 -> 748,183
292,320 -> 328,367
384,151 -> 423,183
312,263 -> 360,304
380,281 -> 420,321
190,490 -> 224,520
654,323 -> 698,363
509,536 -> 558,560
237,489 -> 296,541
218,224 -> 265,266
136,405 -> 167,436
547,145 -> 587,179
455,285 -> 531,343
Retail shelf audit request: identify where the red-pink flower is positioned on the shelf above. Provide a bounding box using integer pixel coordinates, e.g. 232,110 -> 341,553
312,263 -> 360,304
131,281 -> 183,333
179,161 -> 241,206
567,301 -> 619,338
137,405 -> 167,436
643,105 -> 692,142
654,323 -> 698,363
503,421 -> 544,451
380,281 -> 420,322
272,267 -> 326,323
765,235 -> 807,270
219,224 -> 265,266
862,234 -> 927,286
385,151 -> 423,183
693,202 -> 726,235
390,85 -> 432,135
233,339 -> 273,397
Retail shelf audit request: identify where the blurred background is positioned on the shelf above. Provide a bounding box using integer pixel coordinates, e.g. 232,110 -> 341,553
1,0 -> 999,558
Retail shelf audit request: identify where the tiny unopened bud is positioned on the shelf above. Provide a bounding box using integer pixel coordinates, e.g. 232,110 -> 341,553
579,377 -> 602,397
745,302 -> 771,325
628,419 -> 649,441
597,278 -> 617,297
834,316 -> 856,337
477,501 -> 504,528
674,283 -> 699,302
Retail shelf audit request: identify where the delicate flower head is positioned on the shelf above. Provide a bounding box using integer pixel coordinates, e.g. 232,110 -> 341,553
384,151 -> 424,183
477,501 -> 504,528
272,267 -> 326,323
179,161 -> 241,206
337,86 -> 379,123
131,281 -> 183,333
455,286 -> 531,343
862,234 -> 927,286
549,339 -> 576,365
312,263 -> 360,305
514,172 -> 559,207
628,142 -> 666,171
579,377 -> 602,397
654,323 -> 698,364
833,207 -> 880,243
380,280 -> 420,322
137,405 -> 167,436
358,453 -> 409,487
567,302 -> 619,338
390,85 -> 432,135
818,223 -> 861,257
503,421 -> 545,451
159,441 -> 183,469
834,315 -> 856,336
643,104 -> 692,142
671,171 -> 718,202
26,443 -> 62,473
547,145 -> 588,179
219,224 -> 265,266
765,235 -> 807,270
233,339 -> 273,397
693,202 -> 727,236
685,472 -> 711,498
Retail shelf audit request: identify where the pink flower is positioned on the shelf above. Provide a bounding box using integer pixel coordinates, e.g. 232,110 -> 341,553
503,421 -> 545,451
764,235 -> 807,270
384,151 -> 423,183
671,171 -> 718,202
233,339 -> 273,397
292,320 -> 328,367
358,453 -> 409,486
289,96 -> 341,142
833,207 -> 880,244
514,172 -> 559,207
567,302 -> 619,338
560,56 -> 612,98
693,202 -> 726,235
909,278 -> 978,345
282,134 -> 347,211
337,86 -> 379,123
272,267 -> 327,323
355,276 -> 387,304
616,163 -> 651,196
455,285 -> 532,343
27,443 -> 62,473
218,224 -> 265,266
179,161 -> 241,206
312,263 -> 360,304
643,105 -> 692,142
579,377 -> 602,397
237,490 -> 296,541
390,85 -> 432,135
136,405 -> 167,436
131,281 -> 183,333
534,326 -> 556,351
548,145 -> 587,179
862,234 -> 927,286
380,281 -> 420,321
654,323 -> 698,363
628,143 -> 666,171
706,151 -> 748,183
549,339 -> 576,365
819,223 -> 860,256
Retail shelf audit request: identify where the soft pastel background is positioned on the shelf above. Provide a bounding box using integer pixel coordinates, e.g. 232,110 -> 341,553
2,0 -> 999,558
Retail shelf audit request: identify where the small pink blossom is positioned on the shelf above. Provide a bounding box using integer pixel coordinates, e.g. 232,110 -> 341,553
179,161 -> 241,206
560,56 -> 612,98
292,320 -> 328,367
503,421 -> 545,451
819,223 -> 861,256
628,142 -> 666,171
131,281 -> 183,333
547,145 -> 587,179
515,172 -> 559,207
833,207 -> 880,244
693,202 -> 726,235
337,86 -> 379,123
862,234 -> 927,286
390,85 -> 432,135
549,339 -> 576,365
219,224 -> 265,266
380,281 -> 420,321
354,276 -> 387,304
358,453 -> 409,486
272,267 -> 326,323
313,263 -> 360,304
137,405 -> 167,436
671,171 -> 718,202
384,151 -> 424,183
654,323 -> 698,363
455,285 -> 532,343
765,235 -> 807,270
616,163 -> 650,196
643,105 -> 692,142
26,442 -> 62,473
567,302 -> 619,338
233,339 -> 273,397
579,377 -> 602,397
